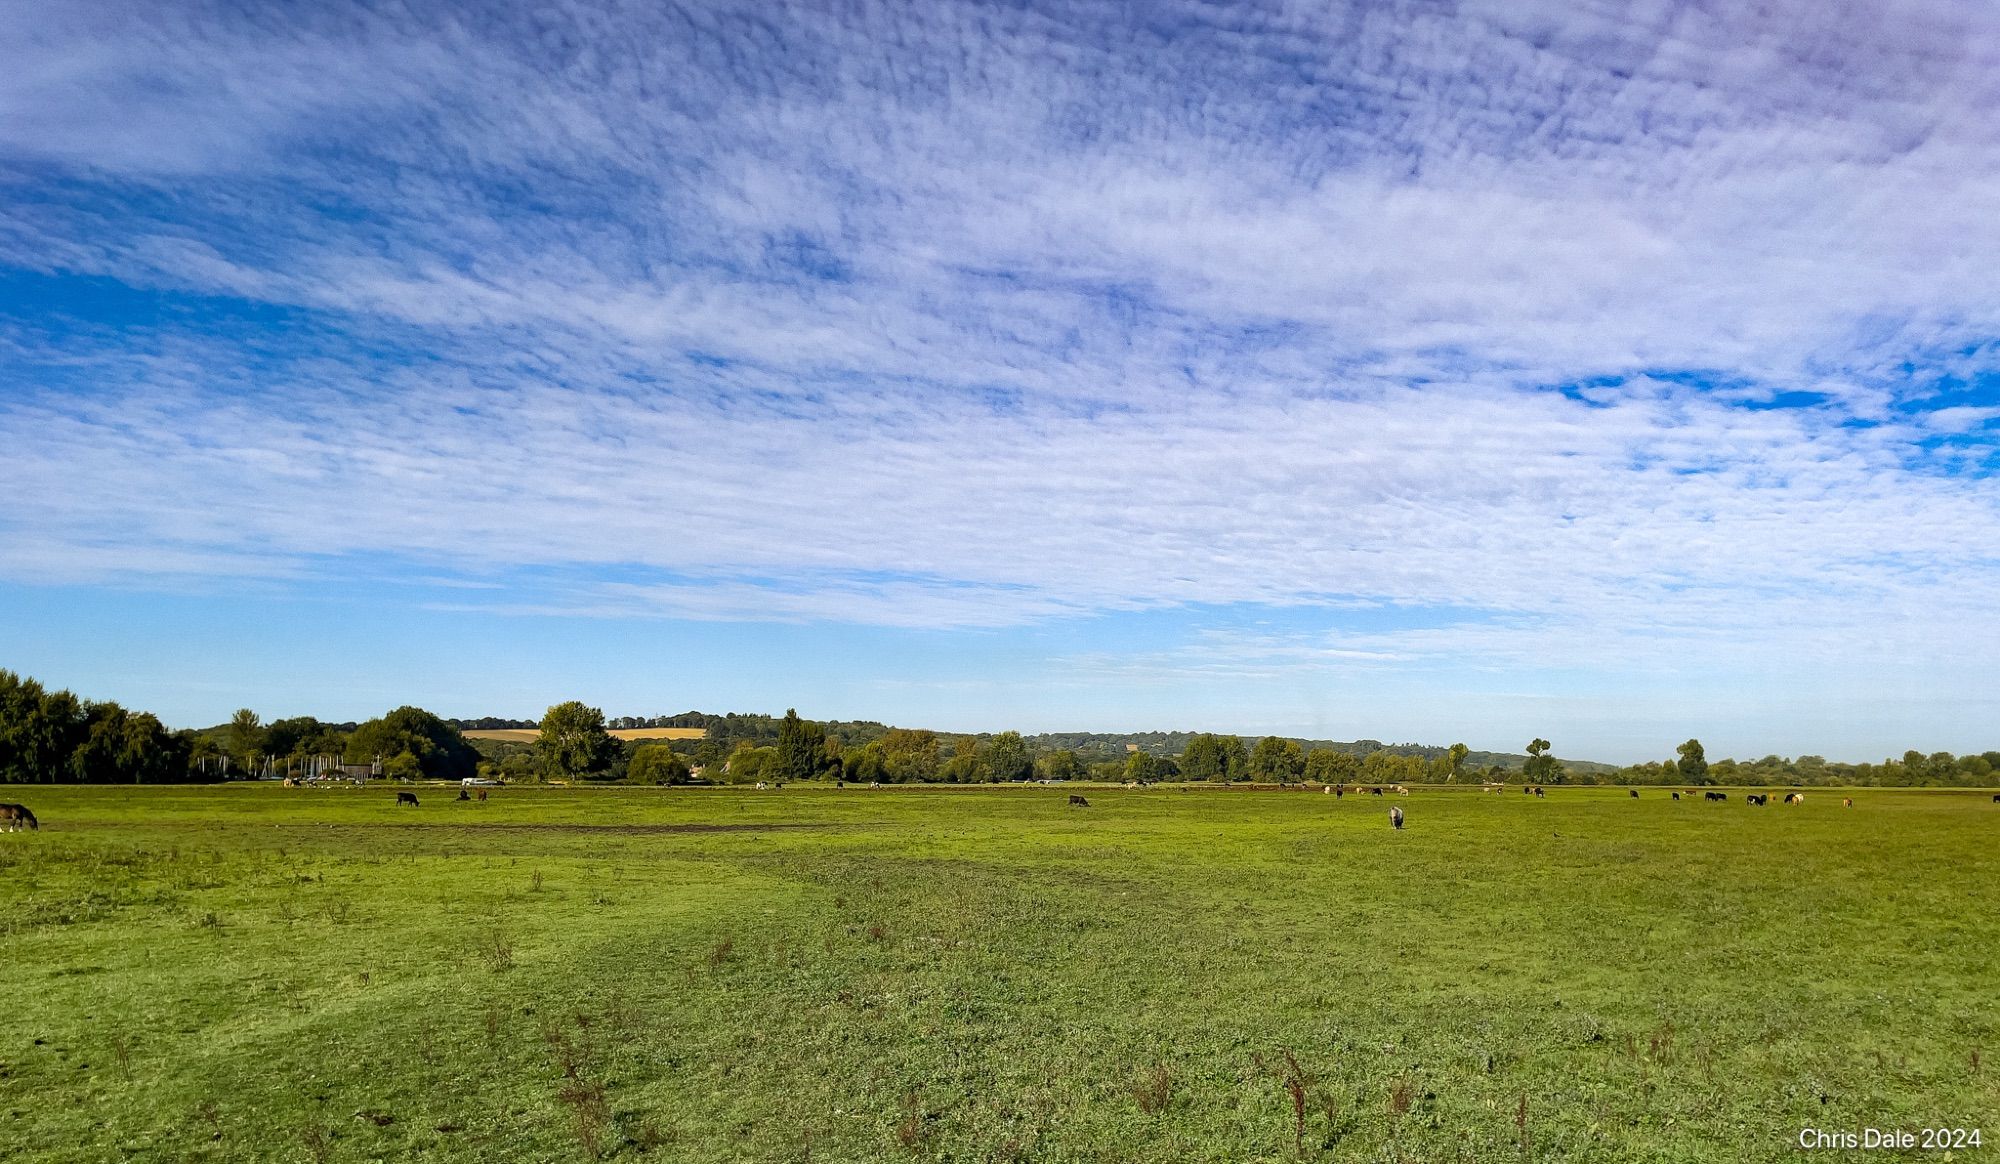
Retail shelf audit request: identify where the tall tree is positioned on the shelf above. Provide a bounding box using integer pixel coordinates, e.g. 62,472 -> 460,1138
1524,738 -> 1563,784
981,731 -> 1034,783
1249,736 -> 1306,781
225,708 -> 265,772
1445,742 -> 1470,783
1180,734 -> 1224,781
536,701 -> 618,780
774,709 -> 830,782
1675,738 -> 1709,784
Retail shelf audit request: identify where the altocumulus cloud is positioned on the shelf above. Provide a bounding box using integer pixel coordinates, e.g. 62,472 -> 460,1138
2,0 -> 1999,719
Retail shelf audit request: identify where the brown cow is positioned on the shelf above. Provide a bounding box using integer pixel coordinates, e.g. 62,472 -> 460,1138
477,788 -> 489,802
0,803 -> 38,831
1843,797 -> 1853,807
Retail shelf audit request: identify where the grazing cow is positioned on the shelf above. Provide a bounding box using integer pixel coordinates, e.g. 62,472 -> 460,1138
1745,793 -> 1768,806
1704,791 -> 1726,802
457,788 -> 470,801
1672,792 -> 1681,801
1629,789 -> 1640,798
1533,786 -> 1545,798
755,781 -> 767,790
1389,805 -> 1404,829
1068,794 -> 1090,807
396,792 -> 419,807
0,803 -> 39,831
1843,797 -> 1853,807
476,788 -> 488,802
1324,785 -> 1332,794
1783,792 -> 1803,804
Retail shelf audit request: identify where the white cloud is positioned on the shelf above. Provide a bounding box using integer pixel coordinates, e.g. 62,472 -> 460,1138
3,0 -> 1999,751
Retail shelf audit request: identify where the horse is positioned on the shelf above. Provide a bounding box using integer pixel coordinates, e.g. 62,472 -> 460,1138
396,792 -> 420,807
0,803 -> 38,831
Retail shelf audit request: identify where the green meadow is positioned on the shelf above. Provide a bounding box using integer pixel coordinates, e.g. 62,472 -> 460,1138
1,784 -> 1994,1162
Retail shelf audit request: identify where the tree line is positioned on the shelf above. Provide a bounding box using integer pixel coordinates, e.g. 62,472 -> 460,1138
4,671 -> 1995,787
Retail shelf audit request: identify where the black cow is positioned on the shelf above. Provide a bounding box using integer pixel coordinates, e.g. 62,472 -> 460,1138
1992,794 -> 1999,803
1629,789 -> 1640,798
1068,794 -> 1090,807
1745,793 -> 1768,806
396,792 -> 420,807
0,803 -> 38,831
1705,791 -> 1726,801
1672,791 -> 1681,801
1389,805 -> 1404,830
1533,786 -> 1545,798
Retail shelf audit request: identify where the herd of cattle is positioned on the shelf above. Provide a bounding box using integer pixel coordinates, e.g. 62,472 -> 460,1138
4,788 -> 1999,834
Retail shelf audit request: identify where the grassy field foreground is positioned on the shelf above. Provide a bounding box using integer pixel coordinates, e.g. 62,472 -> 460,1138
0,784 -> 1994,1162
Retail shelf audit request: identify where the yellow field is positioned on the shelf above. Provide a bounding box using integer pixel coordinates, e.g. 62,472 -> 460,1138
463,727 -> 705,742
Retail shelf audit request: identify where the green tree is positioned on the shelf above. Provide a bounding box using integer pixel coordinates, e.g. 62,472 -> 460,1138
1445,742 -> 1470,783
627,744 -> 692,785
1675,738 -> 1709,785
1125,750 -> 1161,782
981,731 -> 1034,782
348,707 -> 479,781
1305,748 -> 1361,784
224,708 -> 265,773
1249,736 -> 1306,782
1524,738 -> 1564,784
1036,749 -> 1083,781
1180,734 -> 1225,781
536,701 -> 619,780
774,709 -> 830,782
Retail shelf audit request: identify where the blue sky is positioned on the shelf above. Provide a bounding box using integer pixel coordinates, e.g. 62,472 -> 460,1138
3,0 -> 1999,762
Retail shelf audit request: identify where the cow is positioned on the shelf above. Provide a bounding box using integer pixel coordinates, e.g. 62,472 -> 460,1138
457,788 -> 471,801
476,788 -> 488,802
1629,789 -> 1640,798
1992,794 -> 2000,804
0,803 -> 38,831
1533,786 -> 1545,798
1704,791 -> 1726,802
1389,806 -> 1404,830
1783,792 -> 1803,805
1672,791 -> 1681,801
1369,787 -> 1384,796
1068,794 -> 1090,808
755,782 -> 767,790
395,792 -> 419,807
1843,797 -> 1853,807
1745,793 -> 1768,806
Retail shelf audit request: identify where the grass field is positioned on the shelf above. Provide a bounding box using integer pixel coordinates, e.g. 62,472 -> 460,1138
463,728 -> 707,743
1,784 -> 1993,1162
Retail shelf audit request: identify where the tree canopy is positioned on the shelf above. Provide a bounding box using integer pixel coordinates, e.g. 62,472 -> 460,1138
535,701 -> 619,780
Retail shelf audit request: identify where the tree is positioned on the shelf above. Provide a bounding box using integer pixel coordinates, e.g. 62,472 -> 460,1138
1125,750 -> 1160,782
627,744 -> 691,785
1036,749 -> 1083,781
1445,742 -> 1470,783
1524,738 -> 1563,784
1180,734 -> 1225,781
536,701 -> 618,780
225,708 -> 265,772
774,709 -> 830,782
1305,748 -> 1360,784
1249,736 -> 1306,782
981,731 -> 1034,782
1675,738 -> 1709,785
1218,735 -> 1250,782
349,706 -> 480,782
